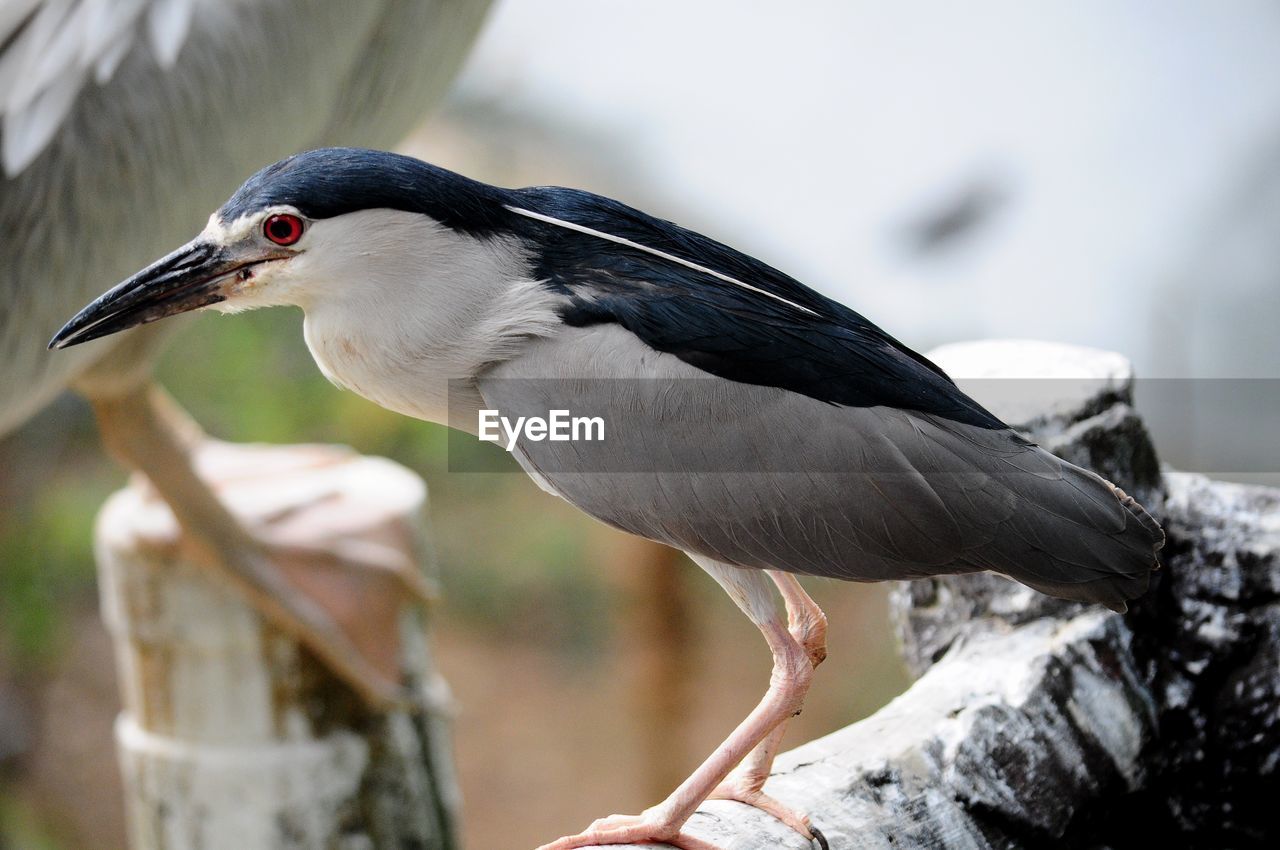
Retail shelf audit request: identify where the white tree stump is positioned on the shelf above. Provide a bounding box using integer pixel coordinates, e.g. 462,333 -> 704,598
603,340 -> 1278,849
96,443 -> 458,850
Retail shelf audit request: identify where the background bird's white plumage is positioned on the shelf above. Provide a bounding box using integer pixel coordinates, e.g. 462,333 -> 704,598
0,0 -> 199,175
0,0 -> 493,436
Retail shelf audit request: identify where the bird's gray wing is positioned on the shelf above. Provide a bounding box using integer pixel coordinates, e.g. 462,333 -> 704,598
477,323 -> 1161,611
0,0 -> 197,175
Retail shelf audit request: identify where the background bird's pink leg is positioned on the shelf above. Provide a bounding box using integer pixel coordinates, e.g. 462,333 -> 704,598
86,384 -> 421,707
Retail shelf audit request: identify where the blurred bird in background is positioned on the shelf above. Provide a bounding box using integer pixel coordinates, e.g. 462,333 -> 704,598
0,0 -> 492,703
52,147 -> 1164,849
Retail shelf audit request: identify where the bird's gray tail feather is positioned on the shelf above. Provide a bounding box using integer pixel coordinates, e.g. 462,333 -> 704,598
1007,472 -> 1165,613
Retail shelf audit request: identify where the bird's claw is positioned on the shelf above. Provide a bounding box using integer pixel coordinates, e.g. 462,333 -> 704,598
269,536 -> 439,610
245,534 -> 431,710
130,468 -> 432,711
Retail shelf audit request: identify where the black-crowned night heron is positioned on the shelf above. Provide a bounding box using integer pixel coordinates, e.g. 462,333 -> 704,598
51,147 -> 1165,850
2,1 -> 491,705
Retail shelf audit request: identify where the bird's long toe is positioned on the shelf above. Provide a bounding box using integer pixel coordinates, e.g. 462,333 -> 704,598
121,432 -> 424,711
251,534 -> 425,707
149,513 -> 421,710
709,781 -> 817,842
534,812 -> 722,850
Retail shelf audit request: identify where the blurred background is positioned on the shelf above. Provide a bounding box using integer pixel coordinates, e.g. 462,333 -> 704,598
3,1 -> 1280,847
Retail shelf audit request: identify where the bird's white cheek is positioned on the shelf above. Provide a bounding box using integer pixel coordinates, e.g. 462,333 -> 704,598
217,259 -> 307,311
210,300 -> 251,315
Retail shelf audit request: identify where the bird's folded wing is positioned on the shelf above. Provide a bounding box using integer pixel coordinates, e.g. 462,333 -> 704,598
478,324 -> 1160,610
509,183 -> 1008,431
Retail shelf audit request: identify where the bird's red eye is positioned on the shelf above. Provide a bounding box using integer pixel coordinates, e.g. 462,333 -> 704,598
263,213 -> 304,245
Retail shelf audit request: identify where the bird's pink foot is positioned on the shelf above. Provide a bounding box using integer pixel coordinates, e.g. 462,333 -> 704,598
534,811 -> 722,850
709,780 -> 825,847
124,436 -> 433,709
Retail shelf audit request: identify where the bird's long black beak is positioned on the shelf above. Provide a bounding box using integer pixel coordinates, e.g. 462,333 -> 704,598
49,239 -> 252,350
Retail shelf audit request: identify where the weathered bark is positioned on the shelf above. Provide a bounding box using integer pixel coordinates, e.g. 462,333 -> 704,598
618,340 -> 1278,849
96,443 -> 458,850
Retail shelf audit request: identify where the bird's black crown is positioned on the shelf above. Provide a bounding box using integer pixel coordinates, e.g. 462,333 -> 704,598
218,147 -> 513,237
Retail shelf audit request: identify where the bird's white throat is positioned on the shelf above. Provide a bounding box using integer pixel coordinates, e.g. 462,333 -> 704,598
293,209 -> 566,428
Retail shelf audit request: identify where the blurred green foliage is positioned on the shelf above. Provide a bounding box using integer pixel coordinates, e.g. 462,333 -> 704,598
0,484 -> 105,665
0,792 -> 62,850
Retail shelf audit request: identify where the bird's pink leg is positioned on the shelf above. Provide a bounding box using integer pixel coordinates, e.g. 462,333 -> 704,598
536,561 -> 816,850
86,383 -> 424,708
771,571 -> 830,669
709,571 -> 828,837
